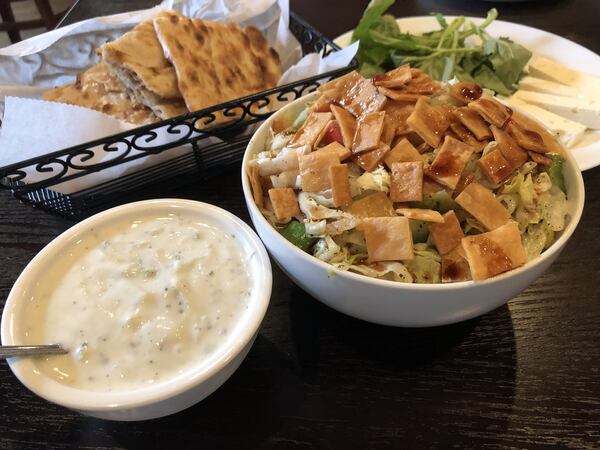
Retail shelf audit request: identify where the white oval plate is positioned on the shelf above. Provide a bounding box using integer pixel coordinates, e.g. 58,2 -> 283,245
335,16 -> 600,171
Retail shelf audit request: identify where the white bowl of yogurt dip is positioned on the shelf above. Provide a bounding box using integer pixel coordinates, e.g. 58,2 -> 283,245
1,199 -> 272,421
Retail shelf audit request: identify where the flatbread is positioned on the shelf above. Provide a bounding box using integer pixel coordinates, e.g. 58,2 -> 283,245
153,15 -> 281,114
98,11 -> 188,120
42,63 -> 158,125
99,11 -> 182,100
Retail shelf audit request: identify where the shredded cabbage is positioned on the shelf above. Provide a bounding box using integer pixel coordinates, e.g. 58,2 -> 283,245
313,236 -> 346,263
353,166 -> 391,195
256,145 -> 310,176
304,220 -> 326,237
345,262 -> 413,283
298,192 -> 343,220
406,244 -> 441,283
270,170 -> 301,189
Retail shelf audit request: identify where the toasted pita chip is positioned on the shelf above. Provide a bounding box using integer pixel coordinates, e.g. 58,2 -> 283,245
380,100 -> 415,145
310,95 -> 333,113
318,141 -> 352,161
441,246 -> 471,282
353,111 -> 386,154
372,64 -> 412,88
352,143 -> 391,172
477,150 -> 514,184
154,16 -> 281,115
290,112 -> 333,147
453,171 -> 475,198
396,208 -> 443,223
377,86 -> 423,102
490,126 -> 528,170
455,182 -> 510,231
347,191 -> 395,218
406,69 -> 441,95
510,111 -> 564,156
359,217 -> 414,262
329,164 -> 353,207
42,63 -> 158,125
428,210 -> 464,255
390,161 -> 423,203
268,188 -> 299,220
330,104 -> 357,148
422,175 -> 452,196
528,151 -> 552,166
505,120 -> 548,153
427,136 -> 474,190
468,97 -> 512,128
455,107 -> 492,141
406,97 -> 450,147
298,151 -> 340,192
461,221 -> 527,280
384,138 -> 422,169
320,71 -> 386,117
247,164 -> 264,208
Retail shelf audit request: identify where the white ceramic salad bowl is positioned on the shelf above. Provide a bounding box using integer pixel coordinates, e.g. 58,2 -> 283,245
241,91 -> 585,327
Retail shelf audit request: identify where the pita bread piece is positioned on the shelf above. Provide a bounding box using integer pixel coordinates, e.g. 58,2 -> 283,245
317,141 -> 352,161
290,112 -> 333,147
298,151 -> 340,192
428,210 -> 464,255
467,97 -> 512,128
455,182 -> 510,231
477,149 -> 514,184
395,208 -> 443,223
268,188 -> 300,220
359,216 -> 414,262
461,221 -> 527,280
372,64 -> 412,88
455,107 -> 492,141
441,246 -> 471,282
384,138 -> 422,169
406,97 -> 451,147
154,16 -> 281,114
330,104 -> 357,148
490,125 -> 528,170
353,111 -> 386,154
347,191 -> 395,218
329,164 -> 353,207
42,63 -> 158,125
352,143 -> 391,172
100,11 -> 182,100
390,161 -> 423,203
427,136 -> 474,190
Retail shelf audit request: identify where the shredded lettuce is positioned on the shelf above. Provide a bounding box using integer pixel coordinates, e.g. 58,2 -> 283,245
406,244 -> 441,283
313,236 -> 346,263
346,262 -> 413,283
353,166 -> 391,195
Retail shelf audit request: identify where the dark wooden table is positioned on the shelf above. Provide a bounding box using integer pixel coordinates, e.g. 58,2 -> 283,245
2,1 -> 600,448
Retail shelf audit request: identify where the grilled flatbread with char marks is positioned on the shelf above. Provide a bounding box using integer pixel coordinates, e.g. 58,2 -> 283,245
153,14 -> 281,118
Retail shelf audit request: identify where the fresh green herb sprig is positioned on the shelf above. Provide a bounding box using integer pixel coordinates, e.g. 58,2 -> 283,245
351,1 -> 532,95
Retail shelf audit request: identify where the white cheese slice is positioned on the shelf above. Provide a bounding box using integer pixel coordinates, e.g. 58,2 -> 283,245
512,90 -> 600,129
528,56 -> 600,93
503,96 -> 586,148
519,76 -> 592,99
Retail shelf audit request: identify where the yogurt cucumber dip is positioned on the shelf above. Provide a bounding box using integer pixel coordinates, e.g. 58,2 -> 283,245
22,213 -> 252,391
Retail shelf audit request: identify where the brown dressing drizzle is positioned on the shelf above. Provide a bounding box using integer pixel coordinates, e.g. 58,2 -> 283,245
449,82 -> 483,104
473,237 -> 513,277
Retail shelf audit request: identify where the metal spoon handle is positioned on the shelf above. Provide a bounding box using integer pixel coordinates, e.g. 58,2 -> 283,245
0,345 -> 67,359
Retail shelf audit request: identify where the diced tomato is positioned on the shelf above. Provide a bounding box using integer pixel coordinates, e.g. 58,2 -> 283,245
320,122 -> 344,147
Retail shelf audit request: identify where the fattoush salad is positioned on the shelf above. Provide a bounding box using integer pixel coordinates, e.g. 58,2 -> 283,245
246,65 -> 568,283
